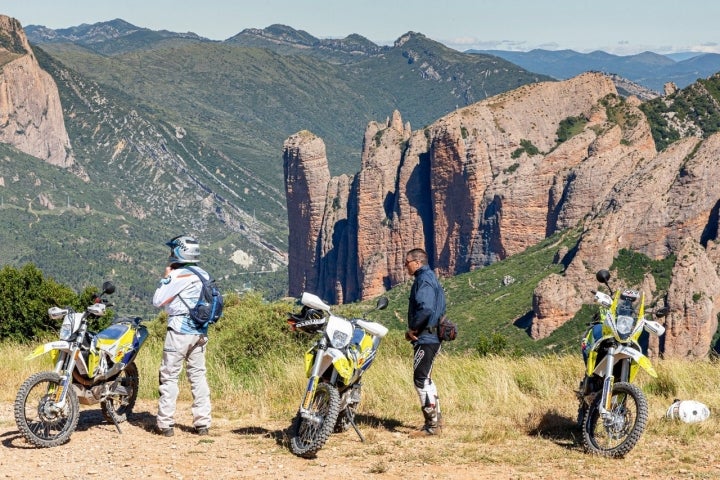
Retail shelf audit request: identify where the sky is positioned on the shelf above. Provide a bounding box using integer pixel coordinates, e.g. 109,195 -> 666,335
3,0 -> 719,55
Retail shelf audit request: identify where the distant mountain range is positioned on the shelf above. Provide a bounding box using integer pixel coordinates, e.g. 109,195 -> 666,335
24,19 -> 720,94
468,48 -> 720,92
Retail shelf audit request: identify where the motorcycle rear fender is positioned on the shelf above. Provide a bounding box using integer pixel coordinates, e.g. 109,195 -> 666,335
25,340 -> 72,360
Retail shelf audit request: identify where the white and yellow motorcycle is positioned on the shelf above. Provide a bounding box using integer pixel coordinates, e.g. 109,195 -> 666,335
14,281 -> 148,447
286,292 -> 388,458
577,269 -> 667,458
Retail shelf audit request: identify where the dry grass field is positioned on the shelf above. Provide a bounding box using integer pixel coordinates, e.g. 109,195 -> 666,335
2,341 -> 720,479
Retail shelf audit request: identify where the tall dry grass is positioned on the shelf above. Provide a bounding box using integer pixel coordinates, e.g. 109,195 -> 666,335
6,337 -> 720,478
4,337 -> 720,435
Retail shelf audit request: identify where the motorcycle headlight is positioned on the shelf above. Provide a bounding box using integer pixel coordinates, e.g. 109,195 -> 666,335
326,315 -> 353,349
59,316 -> 74,340
59,313 -> 81,341
331,330 -> 350,349
616,315 -> 635,338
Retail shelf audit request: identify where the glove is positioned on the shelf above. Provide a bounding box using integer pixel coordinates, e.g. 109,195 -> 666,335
405,329 -> 418,342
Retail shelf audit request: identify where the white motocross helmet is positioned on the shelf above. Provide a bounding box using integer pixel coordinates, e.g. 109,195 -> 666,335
166,234 -> 200,264
666,399 -> 710,423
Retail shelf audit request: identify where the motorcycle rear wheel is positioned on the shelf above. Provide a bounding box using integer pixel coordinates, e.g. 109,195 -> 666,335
14,371 -> 80,448
101,361 -> 139,424
582,381 -> 648,458
289,383 -> 340,458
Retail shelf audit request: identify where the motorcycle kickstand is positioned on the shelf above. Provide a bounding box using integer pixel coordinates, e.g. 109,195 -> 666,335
106,402 -> 123,434
345,409 -> 365,442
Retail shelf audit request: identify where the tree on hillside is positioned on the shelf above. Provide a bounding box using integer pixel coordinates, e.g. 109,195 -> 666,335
0,264 -> 80,342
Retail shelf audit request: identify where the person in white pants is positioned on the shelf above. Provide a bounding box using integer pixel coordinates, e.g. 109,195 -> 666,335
152,235 -> 212,437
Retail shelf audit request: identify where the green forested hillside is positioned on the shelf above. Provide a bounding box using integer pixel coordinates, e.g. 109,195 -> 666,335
35,31 -> 551,179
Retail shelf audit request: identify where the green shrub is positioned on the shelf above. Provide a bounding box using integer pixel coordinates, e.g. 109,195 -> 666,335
511,139 -> 539,159
0,264 -> 94,341
519,139 -> 539,156
209,292 -> 306,377
611,249 -> 676,295
504,163 -> 520,174
477,333 -> 522,357
556,115 -> 588,143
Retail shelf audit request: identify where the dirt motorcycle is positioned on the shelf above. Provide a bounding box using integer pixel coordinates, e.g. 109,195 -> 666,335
14,281 -> 148,447
286,292 -> 389,458
576,269 -> 667,458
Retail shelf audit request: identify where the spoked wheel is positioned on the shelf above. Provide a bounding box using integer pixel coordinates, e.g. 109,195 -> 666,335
582,382 -> 648,458
14,371 -> 80,448
101,361 -> 139,424
289,383 -> 340,458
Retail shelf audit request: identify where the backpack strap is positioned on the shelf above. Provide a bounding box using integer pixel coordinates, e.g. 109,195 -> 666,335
175,266 -> 205,311
184,266 -> 209,285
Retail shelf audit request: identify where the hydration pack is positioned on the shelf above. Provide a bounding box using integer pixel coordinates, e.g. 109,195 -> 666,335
179,266 -> 223,328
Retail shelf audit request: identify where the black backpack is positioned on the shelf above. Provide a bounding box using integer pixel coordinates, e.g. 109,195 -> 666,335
178,266 -> 224,328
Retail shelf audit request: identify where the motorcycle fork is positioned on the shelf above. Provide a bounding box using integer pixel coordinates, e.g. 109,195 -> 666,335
300,345 -> 328,412
52,347 -> 80,409
599,346 -> 616,415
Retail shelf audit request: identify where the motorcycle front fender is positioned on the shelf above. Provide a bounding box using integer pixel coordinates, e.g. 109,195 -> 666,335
617,345 -> 657,378
327,349 -> 353,382
300,347 -> 335,410
592,345 -> 657,378
25,340 -> 72,360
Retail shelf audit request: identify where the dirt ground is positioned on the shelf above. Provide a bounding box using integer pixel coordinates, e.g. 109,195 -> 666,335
1,399 -> 719,479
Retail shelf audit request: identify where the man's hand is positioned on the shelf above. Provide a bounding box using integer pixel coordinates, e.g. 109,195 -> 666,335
405,329 -> 418,342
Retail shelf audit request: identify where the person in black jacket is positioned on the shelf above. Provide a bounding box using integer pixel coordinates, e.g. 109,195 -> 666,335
404,248 -> 446,436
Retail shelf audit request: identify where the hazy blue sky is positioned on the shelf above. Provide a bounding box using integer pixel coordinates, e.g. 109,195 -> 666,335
4,0 -> 719,55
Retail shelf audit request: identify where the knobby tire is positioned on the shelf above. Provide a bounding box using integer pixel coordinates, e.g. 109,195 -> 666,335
582,381 -> 648,458
14,371 -> 80,448
289,383 -> 340,458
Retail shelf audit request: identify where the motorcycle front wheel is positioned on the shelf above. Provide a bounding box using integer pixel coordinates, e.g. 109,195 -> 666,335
582,381 -> 648,458
14,371 -> 80,448
101,361 -> 139,424
289,382 -> 340,458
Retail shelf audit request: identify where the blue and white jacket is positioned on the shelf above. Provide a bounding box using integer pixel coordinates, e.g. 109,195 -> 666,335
153,265 -> 210,334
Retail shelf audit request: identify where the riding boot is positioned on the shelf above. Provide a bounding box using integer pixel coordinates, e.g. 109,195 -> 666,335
422,405 -> 439,429
410,406 -> 439,437
412,382 -> 440,436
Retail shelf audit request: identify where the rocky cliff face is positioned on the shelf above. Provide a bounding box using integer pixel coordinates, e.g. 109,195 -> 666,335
284,71 -> 720,358
0,16 -> 79,175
